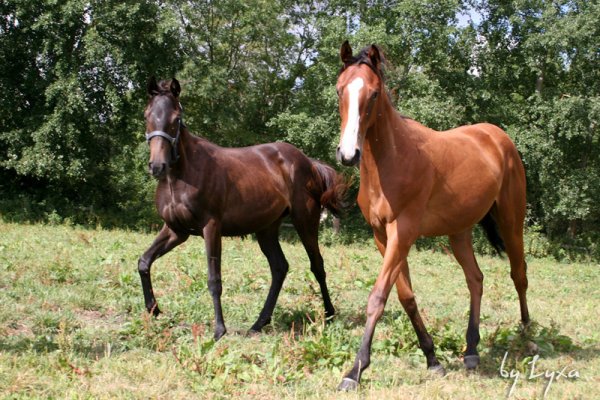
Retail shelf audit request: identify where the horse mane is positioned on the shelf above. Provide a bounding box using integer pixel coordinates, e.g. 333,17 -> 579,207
340,44 -> 396,107
339,44 -> 387,82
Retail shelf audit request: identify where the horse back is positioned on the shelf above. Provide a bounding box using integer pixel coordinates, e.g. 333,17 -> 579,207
187,141 -> 316,235
417,123 -> 524,236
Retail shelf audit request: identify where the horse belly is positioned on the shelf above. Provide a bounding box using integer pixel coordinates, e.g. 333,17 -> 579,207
419,178 -> 500,237
419,205 -> 490,237
220,192 -> 290,236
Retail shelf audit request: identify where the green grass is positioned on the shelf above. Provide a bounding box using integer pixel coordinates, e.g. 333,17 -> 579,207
0,221 -> 598,399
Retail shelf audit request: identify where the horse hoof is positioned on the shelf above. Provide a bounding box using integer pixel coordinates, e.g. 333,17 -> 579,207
247,328 -> 261,337
428,364 -> 446,377
337,377 -> 359,391
464,355 -> 480,370
325,308 -> 336,322
214,327 -> 227,341
147,304 -> 161,317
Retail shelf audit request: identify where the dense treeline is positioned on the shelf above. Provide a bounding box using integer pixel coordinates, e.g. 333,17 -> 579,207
1,1 -> 598,256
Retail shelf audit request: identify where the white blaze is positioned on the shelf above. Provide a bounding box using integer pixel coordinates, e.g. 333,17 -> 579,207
339,77 -> 364,159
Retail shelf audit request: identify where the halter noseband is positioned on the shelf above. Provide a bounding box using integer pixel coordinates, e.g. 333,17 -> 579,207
145,102 -> 184,165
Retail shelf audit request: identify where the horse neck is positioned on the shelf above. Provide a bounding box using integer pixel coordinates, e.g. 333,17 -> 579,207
363,95 -> 426,170
169,126 -> 216,180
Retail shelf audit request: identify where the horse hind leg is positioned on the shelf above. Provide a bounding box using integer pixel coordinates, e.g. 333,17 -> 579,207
493,205 -> 530,325
250,220 -> 289,333
449,230 -> 484,370
292,206 -> 335,320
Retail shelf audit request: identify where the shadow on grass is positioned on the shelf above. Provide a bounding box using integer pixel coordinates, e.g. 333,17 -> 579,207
270,306 -> 330,336
476,321 -> 592,377
0,335 -> 59,354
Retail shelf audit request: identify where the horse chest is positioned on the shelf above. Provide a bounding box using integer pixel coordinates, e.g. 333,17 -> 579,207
157,192 -> 208,234
358,184 -> 393,230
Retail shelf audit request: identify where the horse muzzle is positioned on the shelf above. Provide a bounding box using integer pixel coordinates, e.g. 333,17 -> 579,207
148,161 -> 168,179
336,147 -> 361,167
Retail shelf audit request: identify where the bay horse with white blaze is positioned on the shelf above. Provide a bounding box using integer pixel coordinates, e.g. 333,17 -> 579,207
139,77 -> 346,339
335,42 -> 530,390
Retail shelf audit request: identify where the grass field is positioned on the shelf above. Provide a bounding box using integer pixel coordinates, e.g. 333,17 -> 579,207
0,221 -> 598,399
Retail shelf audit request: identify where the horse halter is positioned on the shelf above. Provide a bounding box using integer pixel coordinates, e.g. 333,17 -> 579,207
145,102 -> 184,165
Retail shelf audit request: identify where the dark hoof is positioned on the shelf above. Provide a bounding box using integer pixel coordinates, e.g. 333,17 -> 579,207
325,307 -> 336,319
464,355 -> 480,370
249,317 -> 271,333
147,303 -> 161,317
214,327 -> 227,341
247,328 -> 261,337
337,377 -> 359,391
249,323 -> 264,333
325,312 -> 336,324
427,364 -> 446,377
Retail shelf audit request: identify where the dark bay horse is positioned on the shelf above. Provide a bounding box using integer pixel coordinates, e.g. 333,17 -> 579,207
334,42 -> 530,390
139,77 -> 346,339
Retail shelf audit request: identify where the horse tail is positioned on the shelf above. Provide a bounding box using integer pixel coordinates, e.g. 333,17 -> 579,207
479,206 -> 505,256
310,159 -> 348,217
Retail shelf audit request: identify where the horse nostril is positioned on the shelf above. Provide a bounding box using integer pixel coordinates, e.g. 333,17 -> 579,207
353,149 -> 361,165
149,162 -> 167,178
338,149 -> 361,167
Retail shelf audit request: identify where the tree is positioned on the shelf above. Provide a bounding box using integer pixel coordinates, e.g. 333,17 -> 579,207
474,0 -> 600,240
0,0 -> 182,225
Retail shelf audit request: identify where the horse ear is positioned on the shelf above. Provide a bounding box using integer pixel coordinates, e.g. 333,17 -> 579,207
340,40 -> 353,65
368,44 -> 382,69
147,76 -> 159,96
170,78 -> 181,98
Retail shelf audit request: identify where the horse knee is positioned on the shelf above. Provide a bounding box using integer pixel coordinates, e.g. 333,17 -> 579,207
310,258 -> 326,280
138,258 -> 150,275
466,271 -> 483,296
366,292 -> 387,319
399,294 -> 418,315
208,278 -> 223,297
510,266 -> 528,290
281,260 -> 290,275
271,260 -> 289,283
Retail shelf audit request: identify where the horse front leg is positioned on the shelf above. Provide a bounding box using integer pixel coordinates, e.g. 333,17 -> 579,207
203,219 -> 227,340
395,259 -> 444,374
138,224 -> 189,316
338,222 -> 408,391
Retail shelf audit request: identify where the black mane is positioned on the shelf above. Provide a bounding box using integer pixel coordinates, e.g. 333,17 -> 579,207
157,79 -> 176,96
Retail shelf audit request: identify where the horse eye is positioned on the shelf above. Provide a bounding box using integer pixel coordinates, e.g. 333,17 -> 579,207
371,91 -> 379,99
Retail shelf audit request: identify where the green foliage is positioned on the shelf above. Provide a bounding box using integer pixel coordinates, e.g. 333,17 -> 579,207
487,321 -> 576,362
1,0 -> 599,255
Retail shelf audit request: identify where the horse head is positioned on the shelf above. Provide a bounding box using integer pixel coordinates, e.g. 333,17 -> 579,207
336,41 -> 386,166
144,77 -> 183,179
